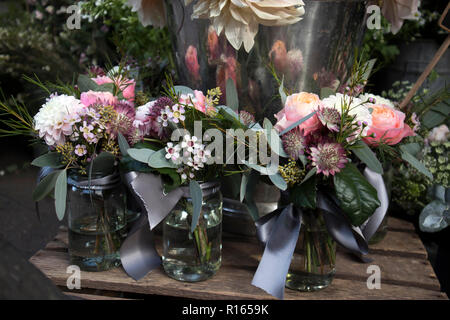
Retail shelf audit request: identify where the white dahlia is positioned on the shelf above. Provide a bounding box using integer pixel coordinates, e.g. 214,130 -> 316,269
358,93 -> 396,109
33,95 -> 86,146
186,0 -> 305,52
322,93 -> 372,138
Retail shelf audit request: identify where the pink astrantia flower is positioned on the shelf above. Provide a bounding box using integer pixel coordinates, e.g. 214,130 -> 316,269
309,142 -> 348,176
317,105 -> 341,132
282,129 -> 306,160
80,90 -> 118,107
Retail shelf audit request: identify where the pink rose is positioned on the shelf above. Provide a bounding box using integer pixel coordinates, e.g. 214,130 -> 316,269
364,104 -> 415,146
92,76 -> 136,103
274,92 -> 322,135
80,90 -> 118,107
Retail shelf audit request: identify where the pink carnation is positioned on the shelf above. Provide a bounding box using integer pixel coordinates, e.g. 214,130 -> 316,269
92,76 -> 136,103
80,90 -> 118,107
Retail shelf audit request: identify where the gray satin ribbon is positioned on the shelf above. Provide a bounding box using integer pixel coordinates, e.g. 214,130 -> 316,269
251,167 -> 388,299
120,172 -> 219,281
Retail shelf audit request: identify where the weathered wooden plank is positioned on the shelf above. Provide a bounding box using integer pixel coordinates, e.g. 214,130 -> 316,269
64,291 -> 132,300
368,230 -> 428,259
387,217 -> 416,232
30,246 -> 446,300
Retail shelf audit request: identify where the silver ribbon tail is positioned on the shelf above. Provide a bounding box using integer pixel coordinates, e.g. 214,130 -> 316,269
120,172 -> 184,280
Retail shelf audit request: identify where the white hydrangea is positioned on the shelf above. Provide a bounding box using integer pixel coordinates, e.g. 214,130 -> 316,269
358,93 -> 396,109
33,94 -> 86,146
322,93 -> 372,138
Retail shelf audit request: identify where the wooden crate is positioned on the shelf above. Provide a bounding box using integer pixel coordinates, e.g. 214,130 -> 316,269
29,217 -> 447,300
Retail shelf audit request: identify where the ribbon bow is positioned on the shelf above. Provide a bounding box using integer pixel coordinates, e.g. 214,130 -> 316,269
251,168 -> 389,299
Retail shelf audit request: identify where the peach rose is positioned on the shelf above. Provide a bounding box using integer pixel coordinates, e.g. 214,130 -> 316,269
92,76 -> 136,103
274,92 -> 322,135
364,104 -> 415,146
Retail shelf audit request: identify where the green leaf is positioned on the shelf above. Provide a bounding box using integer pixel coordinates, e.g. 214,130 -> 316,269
400,142 -> 421,157
419,200 -> 449,232
301,167 -> 317,184
400,147 -> 433,180
269,173 -> 287,191
91,152 -> 115,175
118,132 -> 130,156
279,77 -> 287,105
290,176 -> 317,209
54,170 -> 67,221
77,74 -> 99,93
189,180 -> 203,233
333,163 -> 381,226
97,83 -> 115,93
128,148 -> 155,164
350,141 -> 383,174
31,153 -> 63,168
263,118 -> 288,158
148,149 -> 178,168
279,111 -> 316,136
174,85 -> 195,96
320,87 -> 335,99
32,170 -> 62,202
226,78 -> 239,111
361,58 -> 377,82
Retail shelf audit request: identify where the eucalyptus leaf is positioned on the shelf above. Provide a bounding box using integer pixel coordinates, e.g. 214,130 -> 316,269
174,85 -> 195,96
263,118 -> 288,158
118,132 -> 130,156
189,180 -> 203,233
54,169 -> 67,221
91,152 -> 115,175
361,59 -> 377,82
128,148 -> 155,164
419,200 -> 449,232
400,148 -> 433,180
400,142 -> 421,157
32,170 -> 62,202
320,87 -> 335,99
279,111 -> 316,136
148,149 -> 178,168
97,83 -> 115,93
350,141 -> 383,174
31,152 -> 63,168
269,173 -> 287,191
226,78 -> 239,111
77,74 -> 99,93
217,105 -> 240,122
333,163 -> 381,226
301,167 -> 317,184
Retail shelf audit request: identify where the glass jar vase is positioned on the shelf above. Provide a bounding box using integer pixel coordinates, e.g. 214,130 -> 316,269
67,172 -> 126,271
286,208 -> 336,292
162,182 -> 222,282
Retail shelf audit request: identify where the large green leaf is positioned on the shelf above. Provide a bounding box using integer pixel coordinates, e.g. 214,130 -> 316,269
90,152 -> 115,175
128,148 -> 155,163
174,85 -> 195,96
32,170 -> 62,202
269,173 -> 287,191
31,152 -> 63,168
226,78 -> 239,111
118,132 -> 130,156
263,118 -> 288,158
333,163 -> 381,226
148,149 -> 178,168
290,176 -> 317,209
77,74 -> 99,93
350,141 -> 383,174
400,147 -> 433,180
54,169 -> 67,221
189,180 -> 203,233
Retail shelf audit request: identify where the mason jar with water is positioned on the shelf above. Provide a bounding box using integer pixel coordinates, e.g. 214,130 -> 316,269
162,182 -> 222,282
67,171 -> 126,271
